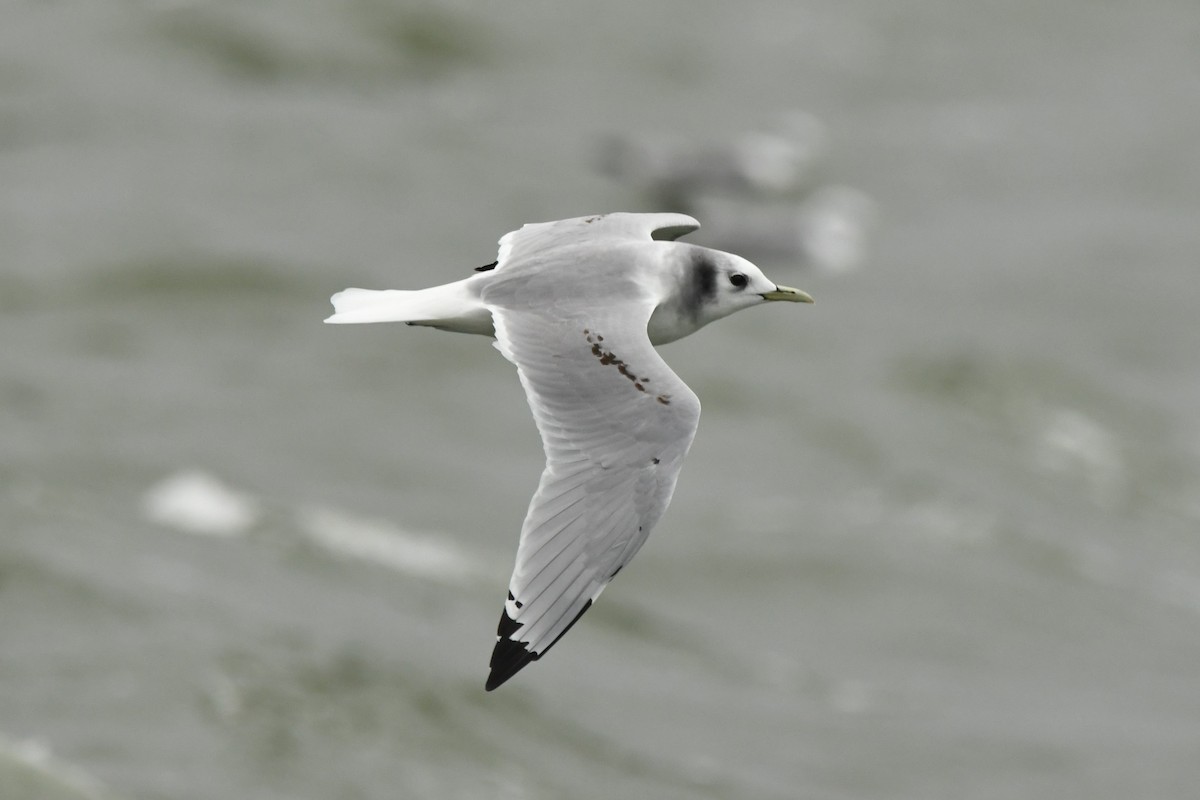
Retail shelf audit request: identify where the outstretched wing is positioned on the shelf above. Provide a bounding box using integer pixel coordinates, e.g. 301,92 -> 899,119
481,271 -> 701,690
494,212 -> 699,273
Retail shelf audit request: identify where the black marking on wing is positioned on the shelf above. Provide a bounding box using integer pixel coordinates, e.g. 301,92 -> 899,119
485,599 -> 594,691
583,329 -> 657,395
496,607 -> 522,639
486,636 -> 531,692
474,260 -> 498,272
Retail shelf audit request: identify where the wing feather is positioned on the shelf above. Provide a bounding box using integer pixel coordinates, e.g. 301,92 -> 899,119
480,264 -> 701,689
494,212 -> 699,272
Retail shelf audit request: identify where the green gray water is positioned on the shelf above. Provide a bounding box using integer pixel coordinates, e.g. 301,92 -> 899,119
3,2 -> 1200,798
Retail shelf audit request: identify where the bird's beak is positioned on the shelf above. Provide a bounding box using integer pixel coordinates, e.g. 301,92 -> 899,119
760,285 -> 814,303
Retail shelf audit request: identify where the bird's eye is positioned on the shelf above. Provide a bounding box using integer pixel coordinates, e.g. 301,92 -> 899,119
729,273 -> 748,288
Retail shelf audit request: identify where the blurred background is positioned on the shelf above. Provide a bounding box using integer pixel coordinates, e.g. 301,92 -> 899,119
3,1 -> 1199,798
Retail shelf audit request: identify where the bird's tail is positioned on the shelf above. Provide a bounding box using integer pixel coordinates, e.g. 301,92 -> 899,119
324,281 -> 493,335
325,288 -> 426,324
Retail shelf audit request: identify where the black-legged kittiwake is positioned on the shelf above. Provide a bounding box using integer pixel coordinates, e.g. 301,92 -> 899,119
326,212 -> 812,690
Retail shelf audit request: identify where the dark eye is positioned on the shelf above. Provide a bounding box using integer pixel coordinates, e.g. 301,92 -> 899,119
729,273 -> 748,288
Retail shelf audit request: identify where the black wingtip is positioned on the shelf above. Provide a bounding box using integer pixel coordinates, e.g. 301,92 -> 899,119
486,605 -> 538,691
485,635 -> 537,691
484,600 -> 595,691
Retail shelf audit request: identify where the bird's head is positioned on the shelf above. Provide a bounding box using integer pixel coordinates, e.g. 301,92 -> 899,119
648,244 -> 812,344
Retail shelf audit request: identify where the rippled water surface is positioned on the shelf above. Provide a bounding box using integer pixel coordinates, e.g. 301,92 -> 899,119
3,2 -> 1199,798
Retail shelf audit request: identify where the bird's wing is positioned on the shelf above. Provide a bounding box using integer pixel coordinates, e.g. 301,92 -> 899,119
494,212 -> 699,272
481,276 -> 701,690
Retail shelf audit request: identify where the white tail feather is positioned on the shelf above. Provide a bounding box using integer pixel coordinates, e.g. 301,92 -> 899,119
325,289 -> 421,324
324,281 -> 493,335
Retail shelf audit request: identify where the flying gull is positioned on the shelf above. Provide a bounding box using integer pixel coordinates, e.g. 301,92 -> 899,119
325,212 -> 812,690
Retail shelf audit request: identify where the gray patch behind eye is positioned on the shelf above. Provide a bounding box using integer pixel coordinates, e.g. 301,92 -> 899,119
681,252 -> 718,319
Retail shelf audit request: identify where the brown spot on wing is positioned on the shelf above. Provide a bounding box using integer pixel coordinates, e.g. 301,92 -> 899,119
583,330 -> 662,397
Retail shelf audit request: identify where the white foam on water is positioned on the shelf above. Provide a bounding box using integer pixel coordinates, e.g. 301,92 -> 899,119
295,505 -> 481,584
796,184 -> 877,275
0,732 -> 109,800
141,470 -> 261,537
1032,407 -> 1127,508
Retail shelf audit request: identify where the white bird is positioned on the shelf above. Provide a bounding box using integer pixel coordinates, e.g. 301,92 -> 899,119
325,212 -> 812,690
